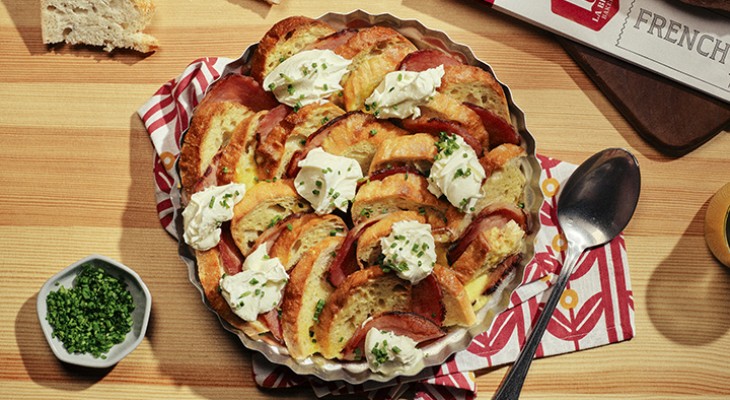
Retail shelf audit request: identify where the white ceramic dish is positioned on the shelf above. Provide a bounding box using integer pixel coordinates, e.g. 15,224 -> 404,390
174,10 -> 543,384
37,254 -> 152,368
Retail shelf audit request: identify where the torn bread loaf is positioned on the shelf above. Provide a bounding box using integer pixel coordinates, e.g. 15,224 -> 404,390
41,0 -> 159,53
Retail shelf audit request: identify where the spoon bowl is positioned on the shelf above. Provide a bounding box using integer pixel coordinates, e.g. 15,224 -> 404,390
493,148 -> 640,399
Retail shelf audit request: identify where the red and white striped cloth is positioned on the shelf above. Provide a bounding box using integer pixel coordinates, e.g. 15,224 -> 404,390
138,57 -> 635,400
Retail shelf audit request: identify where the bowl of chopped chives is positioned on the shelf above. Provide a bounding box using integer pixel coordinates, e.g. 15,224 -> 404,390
37,255 -> 152,368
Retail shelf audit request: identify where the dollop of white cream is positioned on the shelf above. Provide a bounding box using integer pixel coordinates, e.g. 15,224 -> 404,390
427,134 -> 486,213
364,329 -> 424,374
263,49 -> 352,108
182,183 -> 246,251
364,65 -> 444,119
219,245 -> 288,322
380,220 -> 437,284
295,147 -> 363,215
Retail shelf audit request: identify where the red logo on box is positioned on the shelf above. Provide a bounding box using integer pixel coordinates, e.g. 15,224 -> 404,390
551,0 -> 619,31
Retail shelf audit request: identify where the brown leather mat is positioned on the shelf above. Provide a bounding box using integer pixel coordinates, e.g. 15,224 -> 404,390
559,38 -> 730,157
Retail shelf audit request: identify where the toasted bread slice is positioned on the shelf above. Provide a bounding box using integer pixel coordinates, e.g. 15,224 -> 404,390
355,210 -> 426,268
230,180 -> 311,256
451,218 -> 526,284
269,214 -> 348,271
439,64 -> 511,122
315,266 -> 411,359
337,27 -> 417,111
216,110 -> 266,188
368,133 -> 437,174
257,102 -> 345,179
475,144 -> 526,213
432,264 -> 476,327
304,111 -> 408,174
416,93 -> 490,150
180,101 -> 255,194
281,237 -> 342,360
250,16 -> 337,83
352,172 -> 454,234
195,247 -> 271,338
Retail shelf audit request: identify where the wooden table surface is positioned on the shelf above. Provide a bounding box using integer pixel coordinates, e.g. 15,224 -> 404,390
2,0 -> 729,398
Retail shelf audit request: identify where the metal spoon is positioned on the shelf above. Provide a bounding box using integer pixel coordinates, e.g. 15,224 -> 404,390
492,148 -> 641,399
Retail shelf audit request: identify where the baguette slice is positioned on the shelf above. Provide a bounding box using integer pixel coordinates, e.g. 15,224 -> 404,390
180,101 -> 255,194
316,266 -> 411,359
355,210 -> 426,268
411,93 -> 490,150
439,64 -> 511,122
41,0 -> 158,53
216,110 -> 267,189
352,172 -> 457,241
432,264 -> 476,327
257,102 -> 345,179
268,214 -> 348,271
475,143 -> 527,213
195,247 -> 271,339
281,237 -> 342,360
230,180 -> 311,256
250,16 -> 337,83
368,133 -> 437,175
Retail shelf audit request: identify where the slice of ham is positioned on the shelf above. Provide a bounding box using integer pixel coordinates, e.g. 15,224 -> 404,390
327,214 -> 389,287
360,165 -> 424,189
464,103 -> 520,149
411,274 -> 445,325
259,309 -> 284,344
341,311 -> 446,360
401,117 -> 483,157
191,152 -> 223,195
447,204 -> 527,264
218,223 -> 243,275
398,49 -> 462,72
256,104 -> 290,145
308,28 -> 359,51
202,74 -> 278,111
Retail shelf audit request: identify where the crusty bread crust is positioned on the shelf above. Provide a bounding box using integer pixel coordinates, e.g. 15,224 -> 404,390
432,264 -> 476,327
257,102 -> 345,179
179,101 -> 254,194
268,214 -> 347,271
230,180 -> 311,256
440,64 -> 511,122
368,133 -> 437,174
195,247 -> 271,338
316,112 -> 408,173
417,93 -> 490,150
41,0 -> 158,53
250,16 -> 336,83
281,237 -> 342,360
356,211 -> 425,268
315,266 -> 411,359
216,110 -> 266,188
475,144 -> 526,213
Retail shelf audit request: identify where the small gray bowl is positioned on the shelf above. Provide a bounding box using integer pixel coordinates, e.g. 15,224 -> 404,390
37,254 -> 152,368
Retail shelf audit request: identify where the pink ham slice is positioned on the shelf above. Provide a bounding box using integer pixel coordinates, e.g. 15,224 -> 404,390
463,103 -> 520,149
341,311 -> 446,360
284,112 -> 351,178
218,223 -> 244,275
256,104 -> 290,145
202,74 -> 278,111
400,117 -> 484,157
398,49 -> 463,72
308,28 -> 359,51
447,204 -> 527,265
411,274 -> 445,325
327,214 -> 389,287
260,309 -> 284,344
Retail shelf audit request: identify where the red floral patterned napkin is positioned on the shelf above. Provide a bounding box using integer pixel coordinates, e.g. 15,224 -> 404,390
138,57 -> 635,400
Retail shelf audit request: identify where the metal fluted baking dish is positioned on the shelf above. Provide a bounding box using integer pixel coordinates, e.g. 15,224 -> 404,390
174,9 -> 544,384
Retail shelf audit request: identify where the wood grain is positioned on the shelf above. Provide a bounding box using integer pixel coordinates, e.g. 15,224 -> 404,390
1,0 -> 729,399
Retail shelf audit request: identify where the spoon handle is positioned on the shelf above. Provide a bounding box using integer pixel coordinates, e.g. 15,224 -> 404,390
492,246 -> 583,400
